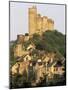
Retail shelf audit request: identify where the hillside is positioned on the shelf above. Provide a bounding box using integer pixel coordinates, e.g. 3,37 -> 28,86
27,30 -> 65,58
10,30 -> 65,66
10,30 -> 66,88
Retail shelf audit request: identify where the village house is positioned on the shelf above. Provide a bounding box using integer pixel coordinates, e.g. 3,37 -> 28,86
27,43 -> 35,51
53,63 -> 65,75
23,54 -> 32,61
35,59 -> 46,84
46,61 -> 65,80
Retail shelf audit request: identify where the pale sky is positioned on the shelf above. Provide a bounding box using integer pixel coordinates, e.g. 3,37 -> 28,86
10,2 -> 65,41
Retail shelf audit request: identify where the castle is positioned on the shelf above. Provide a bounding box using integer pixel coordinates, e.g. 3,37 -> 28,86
29,6 -> 54,35
16,6 -> 54,43
14,6 -> 54,57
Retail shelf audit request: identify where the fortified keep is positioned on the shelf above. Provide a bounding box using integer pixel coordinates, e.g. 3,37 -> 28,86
28,6 -> 37,35
28,6 -> 54,35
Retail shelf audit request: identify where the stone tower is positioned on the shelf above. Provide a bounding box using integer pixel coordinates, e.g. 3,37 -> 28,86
36,14 -> 42,34
47,19 -> 54,30
42,16 -> 48,32
17,35 -> 24,43
28,6 -> 54,35
28,6 -> 37,35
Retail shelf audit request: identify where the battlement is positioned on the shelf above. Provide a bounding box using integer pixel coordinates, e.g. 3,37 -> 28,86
47,19 -> 54,24
28,6 -> 54,35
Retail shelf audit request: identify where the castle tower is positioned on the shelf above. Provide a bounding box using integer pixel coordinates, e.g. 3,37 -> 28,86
17,34 -> 24,43
36,14 -> 42,34
42,16 -> 48,32
47,19 -> 54,30
28,6 -> 37,35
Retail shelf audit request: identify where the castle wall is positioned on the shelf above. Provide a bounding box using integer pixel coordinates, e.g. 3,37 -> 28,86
36,14 -> 42,34
14,43 -> 29,58
28,6 -> 54,35
47,19 -> 54,30
48,22 -> 54,30
42,16 -> 48,32
14,44 -> 23,57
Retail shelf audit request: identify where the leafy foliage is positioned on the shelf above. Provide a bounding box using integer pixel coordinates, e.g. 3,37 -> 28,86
42,30 -> 65,57
29,30 -> 65,57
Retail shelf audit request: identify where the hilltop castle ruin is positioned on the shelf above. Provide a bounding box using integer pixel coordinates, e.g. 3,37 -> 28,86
14,6 -> 55,57
29,6 -> 54,35
17,6 -> 55,43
